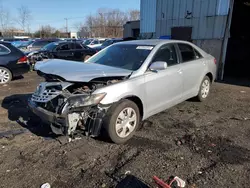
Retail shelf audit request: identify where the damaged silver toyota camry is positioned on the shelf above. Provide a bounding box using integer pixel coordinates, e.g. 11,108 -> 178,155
29,40 -> 216,144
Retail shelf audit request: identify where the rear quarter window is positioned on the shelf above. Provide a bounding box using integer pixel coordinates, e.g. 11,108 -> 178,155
0,44 -> 11,55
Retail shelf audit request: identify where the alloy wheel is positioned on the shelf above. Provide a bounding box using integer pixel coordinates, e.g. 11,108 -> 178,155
0,68 -> 10,84
201,79 -> 210,98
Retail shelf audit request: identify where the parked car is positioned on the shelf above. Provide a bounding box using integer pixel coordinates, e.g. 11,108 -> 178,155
0,42 -> 30,84
93,37 -> 137,52
26,41 -> 97,64
11,40 -> 26,47
20,39 -> 61,52
85,38 -> 107,48
92,38 -> 123,51
2,38 -> 29,42
29,40 -> 216,144
16,40 -> 35,50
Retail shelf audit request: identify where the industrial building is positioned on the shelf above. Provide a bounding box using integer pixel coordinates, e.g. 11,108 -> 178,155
140,0 -> 250,80
123,20 -> 140,38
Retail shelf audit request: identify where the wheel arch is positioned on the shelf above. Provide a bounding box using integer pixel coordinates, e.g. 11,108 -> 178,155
206,72 -> 213,83
0,65 -> 13,77
122,95 -> 144,119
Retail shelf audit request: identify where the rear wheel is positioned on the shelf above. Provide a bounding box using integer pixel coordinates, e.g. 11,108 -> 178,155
197,76 -> 211,101
0,67 -> 12,84
103,99 -> 140,144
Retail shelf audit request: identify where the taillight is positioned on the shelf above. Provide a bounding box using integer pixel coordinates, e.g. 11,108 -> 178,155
17,56 -> 28,64
214,58 -> 217,64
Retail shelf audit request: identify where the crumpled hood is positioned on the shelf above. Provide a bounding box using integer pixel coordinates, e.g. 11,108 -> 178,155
35,59 -> 132,82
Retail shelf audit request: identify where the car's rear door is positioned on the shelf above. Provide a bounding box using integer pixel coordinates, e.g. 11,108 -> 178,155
176,43 -> 205,99
144,43 -> 183,117
56,43 -> 75,60
73,43 -> 85,61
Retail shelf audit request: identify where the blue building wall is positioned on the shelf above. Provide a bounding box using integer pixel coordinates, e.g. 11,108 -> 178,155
140,0 -> 157,33
140,0 -> 231,39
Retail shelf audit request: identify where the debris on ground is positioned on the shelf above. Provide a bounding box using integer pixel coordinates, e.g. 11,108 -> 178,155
1,72 -> 250,188
153,176 -> 186,188
40,183 -> 51,188
230,117 -> 250,121
116,175 -> 149,188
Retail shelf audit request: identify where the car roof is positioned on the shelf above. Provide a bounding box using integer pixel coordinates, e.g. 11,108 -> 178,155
118,39 -> 190,46
0,41 -> 11,45
34,39 -> 60,42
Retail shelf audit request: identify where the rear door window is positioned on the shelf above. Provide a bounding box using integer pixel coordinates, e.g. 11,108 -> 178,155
75,43 -> 83,49
58,44 -> 70,51
0,44 -> 11,55
178,43 -> 196,62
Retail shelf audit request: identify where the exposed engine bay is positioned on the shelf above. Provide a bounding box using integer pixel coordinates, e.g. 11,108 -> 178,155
26,51 -> 52,64
29,71 -> 125,137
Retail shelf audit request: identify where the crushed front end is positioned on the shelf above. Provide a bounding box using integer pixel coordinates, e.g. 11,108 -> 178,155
28,73 -> 119,137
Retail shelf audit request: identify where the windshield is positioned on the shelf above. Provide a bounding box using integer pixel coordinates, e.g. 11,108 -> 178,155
102,40 -> 115,47
83,39 -> 93,45
86,44 -> 154,71
18,41 -> 33,47
11,41 -> 23,47
41,42 -> 59,51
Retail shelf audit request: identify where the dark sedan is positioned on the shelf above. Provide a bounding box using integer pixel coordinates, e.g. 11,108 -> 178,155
0,42 -> 30,84
19,39 -> 61,52
92,37 -> 137,51
27,41 -> 97,64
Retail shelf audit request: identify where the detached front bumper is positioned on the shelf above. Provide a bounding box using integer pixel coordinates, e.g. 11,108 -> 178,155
28,99 -> 107,137
28,99 -> 67,135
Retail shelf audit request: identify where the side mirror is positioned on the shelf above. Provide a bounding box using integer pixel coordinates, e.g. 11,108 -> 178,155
149,61 -> 168,72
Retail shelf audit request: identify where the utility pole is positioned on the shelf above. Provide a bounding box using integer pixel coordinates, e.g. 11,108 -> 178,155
64,18 -> 68,37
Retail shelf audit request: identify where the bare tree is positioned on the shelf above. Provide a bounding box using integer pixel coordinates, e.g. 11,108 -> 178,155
84,8 -> 131,38
73,21 -> 84,32
0,2 -> 12,35
16,5 -> 32,32
128,10 -> 140,21
34,25 -> 56,38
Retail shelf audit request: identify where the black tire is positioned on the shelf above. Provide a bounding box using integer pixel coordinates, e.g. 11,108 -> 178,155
103,99 -> 140,144
196,76 -> 211,102
0,67 -> 12,84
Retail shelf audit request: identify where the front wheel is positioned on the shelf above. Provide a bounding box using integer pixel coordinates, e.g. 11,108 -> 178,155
0,67 -> 12,84
103,99 -> 140,144
196,76 -> 211,102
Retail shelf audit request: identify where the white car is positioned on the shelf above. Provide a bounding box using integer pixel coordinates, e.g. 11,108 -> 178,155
87,38 -> 107,48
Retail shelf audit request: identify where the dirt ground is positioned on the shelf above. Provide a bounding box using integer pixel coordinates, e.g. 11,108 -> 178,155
0,72 -> 250,188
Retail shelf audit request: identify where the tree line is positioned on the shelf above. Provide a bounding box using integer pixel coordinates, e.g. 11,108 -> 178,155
34,9 -> 139,38
0,2 -> 32,36
0,3 -> 139,38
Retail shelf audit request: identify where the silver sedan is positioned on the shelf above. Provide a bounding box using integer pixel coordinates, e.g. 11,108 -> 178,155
29,39 -> 217,144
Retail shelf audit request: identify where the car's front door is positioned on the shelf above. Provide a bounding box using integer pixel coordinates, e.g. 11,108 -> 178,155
73,43 -> 85,61
144,43 -> 183,117
177,43 -> 205,99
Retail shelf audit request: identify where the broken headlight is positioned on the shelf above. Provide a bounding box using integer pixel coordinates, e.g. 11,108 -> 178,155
67,93 -> 106,108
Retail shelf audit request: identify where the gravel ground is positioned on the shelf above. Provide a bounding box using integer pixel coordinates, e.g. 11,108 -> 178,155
0,72 -> 250,188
